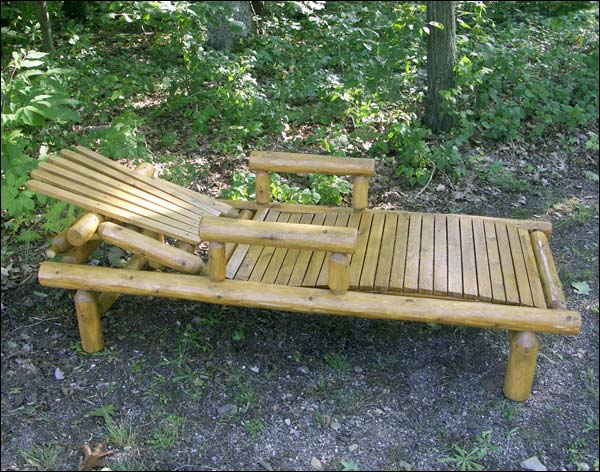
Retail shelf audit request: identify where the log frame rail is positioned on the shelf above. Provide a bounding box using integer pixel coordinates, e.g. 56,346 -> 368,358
27,146 -> 580,403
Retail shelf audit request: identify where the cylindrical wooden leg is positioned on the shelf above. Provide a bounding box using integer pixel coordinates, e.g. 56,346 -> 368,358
504,331 -> 539,401
74,290 -> 104,353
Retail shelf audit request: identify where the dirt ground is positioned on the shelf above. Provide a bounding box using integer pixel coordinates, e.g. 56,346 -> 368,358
1,133 -> 598,471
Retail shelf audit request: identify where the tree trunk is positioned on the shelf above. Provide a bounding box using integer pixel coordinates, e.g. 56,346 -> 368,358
424,1 -> 456,133
208,1 -> 253,51
33,1 -> 53,52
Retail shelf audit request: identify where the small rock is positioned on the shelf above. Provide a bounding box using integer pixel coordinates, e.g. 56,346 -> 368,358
217,403 -> 236,415
435,184 -> 446,192
310,457 -> 324,471
373,408 -> 383,415
54,367 -> 64,381
297,366 -> 310,375
576,463 -> 590,472
21,344 -> 32,353
349,444 -> 359,452
284,418 -> 291,426
330,419 -> 341,431
250,366 -> 260,373
520,456 -> 547,471
258,459 -> 274,471
354,366 -> 363,373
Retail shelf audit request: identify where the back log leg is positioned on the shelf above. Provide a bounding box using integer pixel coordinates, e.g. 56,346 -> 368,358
503,331 -> 539,401
74,290 -> 104,353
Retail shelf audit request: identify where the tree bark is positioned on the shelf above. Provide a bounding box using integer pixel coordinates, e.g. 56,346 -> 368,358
424,1 -> 456,133
208,1 -> 253,51
33,1 -> 53,51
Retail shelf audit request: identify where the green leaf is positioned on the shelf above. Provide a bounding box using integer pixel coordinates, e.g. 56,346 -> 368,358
572,281 -> 591,296
583,171 -> 599,182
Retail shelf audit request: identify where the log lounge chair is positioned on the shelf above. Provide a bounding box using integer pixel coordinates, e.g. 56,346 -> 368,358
27,147 -> 580,402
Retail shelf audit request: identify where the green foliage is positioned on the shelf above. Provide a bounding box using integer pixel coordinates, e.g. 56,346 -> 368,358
220,170 -> 350,206
440,430 -> 497,471
1,50 -> 78,219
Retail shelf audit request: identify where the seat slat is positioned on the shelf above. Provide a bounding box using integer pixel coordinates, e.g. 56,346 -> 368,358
460,217 -> 478,300
389,212 -> 410,292
302,212 -> 338,287
433,214 -> 448,297
27,180 -> 199,243
403,213 -> 422,293
288,213 -> 327,286
496,222 -> 520,305
507,224 -> 533,307
226,208 -> 270,278
59,150 -> 222,217
261,213 -> 302,284
32,168 -> 197,234
484,220 -> 506,304
447,215 -> 462,298
43,158 -> 202,222
418,213 -> 435,295
359,211 -> 386,290
518,228 -> 547,309
249,212 -> 292,282
374,213 -> 398,291
316,213 -> 351,287
74,147 -> 235,216
348,212 -> 373,290
473,218 -> 492,302
274,213 -> 316,285
230,209 -> 279,280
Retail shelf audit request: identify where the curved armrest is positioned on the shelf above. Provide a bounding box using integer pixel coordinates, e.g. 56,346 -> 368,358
249,151 -> 375,177
199,216 -> 357,254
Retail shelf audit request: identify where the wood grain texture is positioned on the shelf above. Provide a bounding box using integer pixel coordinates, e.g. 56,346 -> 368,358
472,218 -> 492,302
359,211 -> 385,290
460,217 -> 478,300
433,214 -> 448,296
39,262 -> 581,335
447,215 -> 462,298
374,212 -> 398,291
484,220 -> 506,304
418,213 -> 435,295
389,212 -> 410,292
249,151 -> 375,176
496,222 -> 520,305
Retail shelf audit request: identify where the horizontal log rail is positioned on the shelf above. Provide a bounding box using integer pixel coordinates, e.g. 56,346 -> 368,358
38,262 -> 581,335
198,216 -> 358,254
249,151 -> 375,177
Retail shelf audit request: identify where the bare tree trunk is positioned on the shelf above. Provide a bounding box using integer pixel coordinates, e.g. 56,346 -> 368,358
208,1 -> 253,51
424,1 -> 456,133
33,1 -> 53,51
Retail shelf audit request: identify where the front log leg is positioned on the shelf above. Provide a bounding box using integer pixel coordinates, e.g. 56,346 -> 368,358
503,331 -> 539,401
74,290 -> 104,353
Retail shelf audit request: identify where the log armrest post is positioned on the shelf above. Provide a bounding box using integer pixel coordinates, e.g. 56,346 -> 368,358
255,171 -> 270,205
352,176 -> 369,211
328,253 -> 350,294
208,242 -> 226,282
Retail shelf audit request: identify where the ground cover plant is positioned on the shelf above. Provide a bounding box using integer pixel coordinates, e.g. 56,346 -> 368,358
1,1 -> 599,470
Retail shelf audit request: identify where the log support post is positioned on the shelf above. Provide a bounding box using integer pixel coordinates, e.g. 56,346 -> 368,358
208,242 -> 226,282
328,253 -> 349,294
74,290 -> 104,353
255,170 -> 270,205
352,176 -> 369,211
504,331 -> 539,402
67,212 -> 103,246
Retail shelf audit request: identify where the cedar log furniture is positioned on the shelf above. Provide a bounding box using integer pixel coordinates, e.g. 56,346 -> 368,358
27,147 -> 580,402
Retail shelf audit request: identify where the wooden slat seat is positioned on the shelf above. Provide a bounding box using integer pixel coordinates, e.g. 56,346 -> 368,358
228,208 -> 549,308
27,147 -> 237,244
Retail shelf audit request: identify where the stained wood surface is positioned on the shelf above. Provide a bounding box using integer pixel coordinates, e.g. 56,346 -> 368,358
27,148 -> 237,244
228,209 -> 557,308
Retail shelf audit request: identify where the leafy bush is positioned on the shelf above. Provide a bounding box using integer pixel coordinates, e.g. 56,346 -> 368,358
1,49 -> 79,218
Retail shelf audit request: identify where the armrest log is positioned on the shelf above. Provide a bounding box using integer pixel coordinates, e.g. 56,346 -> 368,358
199,216 -> 357,293
249,151 -> 375,210
199,216 -> 357,253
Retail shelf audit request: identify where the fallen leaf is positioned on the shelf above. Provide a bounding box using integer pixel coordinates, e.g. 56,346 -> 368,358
78,441 -> 114,471
572,281 -> 591,296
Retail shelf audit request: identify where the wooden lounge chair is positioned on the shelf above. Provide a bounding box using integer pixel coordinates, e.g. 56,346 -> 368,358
27,147 -> 580,402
